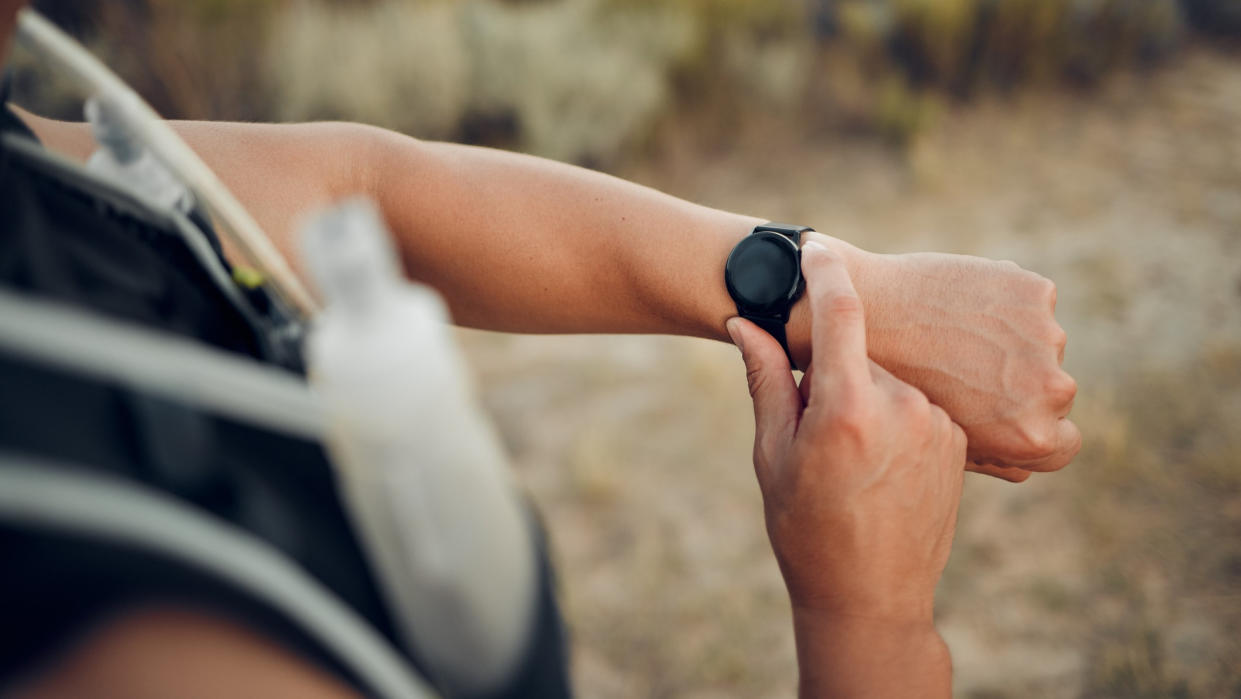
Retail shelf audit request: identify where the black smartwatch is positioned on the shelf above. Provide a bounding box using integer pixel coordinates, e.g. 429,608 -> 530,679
724,222 -> 814,370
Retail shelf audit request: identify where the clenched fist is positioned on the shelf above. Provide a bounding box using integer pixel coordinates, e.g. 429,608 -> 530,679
788,239 -> 1080,482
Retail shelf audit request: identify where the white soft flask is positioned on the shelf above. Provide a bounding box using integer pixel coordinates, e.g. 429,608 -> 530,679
84,95 -> 195,214
301,199 -> 537,697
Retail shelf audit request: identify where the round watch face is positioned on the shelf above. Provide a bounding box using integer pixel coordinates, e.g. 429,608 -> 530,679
724,232 -> 801,314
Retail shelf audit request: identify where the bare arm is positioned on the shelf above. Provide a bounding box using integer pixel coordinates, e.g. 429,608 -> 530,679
367,130 -> 775,341
16,109 -> 1078,478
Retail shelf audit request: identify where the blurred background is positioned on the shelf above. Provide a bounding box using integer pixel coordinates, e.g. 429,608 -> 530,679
9,0 -> 1241,696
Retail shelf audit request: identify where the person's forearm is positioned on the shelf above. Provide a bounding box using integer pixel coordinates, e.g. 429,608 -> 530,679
368,130 -> 759,338
793,609 -> 952,698
147,119 -> 1075,476
363,128 -> 864,365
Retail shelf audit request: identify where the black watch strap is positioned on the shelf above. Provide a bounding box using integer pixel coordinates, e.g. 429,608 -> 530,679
753,222 -> 813,247
747,314 -> 797,369
744,222 -> 813,370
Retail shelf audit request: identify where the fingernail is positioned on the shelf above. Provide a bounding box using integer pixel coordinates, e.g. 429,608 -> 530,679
725,317 -> 744,352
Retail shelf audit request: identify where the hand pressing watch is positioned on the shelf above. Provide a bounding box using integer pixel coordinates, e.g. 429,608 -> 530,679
725,224 -> 1079,481
726,242 -> 963,698
723,222 -> 814,370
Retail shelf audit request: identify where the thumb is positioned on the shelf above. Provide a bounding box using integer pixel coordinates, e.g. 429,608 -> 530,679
727,317 -> 801,447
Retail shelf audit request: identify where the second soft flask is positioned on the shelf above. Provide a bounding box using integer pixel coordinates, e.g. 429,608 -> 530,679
84,95 -> 196,214
301,199 -> 537,697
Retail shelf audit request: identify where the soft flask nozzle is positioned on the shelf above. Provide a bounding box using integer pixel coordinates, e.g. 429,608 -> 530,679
85,96 -> 140,163
300,198 -> 404,313
84,94 -> 195,214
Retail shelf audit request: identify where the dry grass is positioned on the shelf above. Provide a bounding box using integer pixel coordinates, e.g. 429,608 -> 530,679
1069,347 -> 1241,698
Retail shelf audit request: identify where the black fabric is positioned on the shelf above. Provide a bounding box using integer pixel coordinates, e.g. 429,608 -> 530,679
503,512 -> 572,699
0,456 -> 570,699
0,101 -> 571,698
0,104 -> 35,141
745,312 -> 798,370
0,346 -> 401,693
0,134 -> 273,365
753,221 -> 813,247
0,101 -> 305,371
0,74 -> 34,141
0,518 -> 363,692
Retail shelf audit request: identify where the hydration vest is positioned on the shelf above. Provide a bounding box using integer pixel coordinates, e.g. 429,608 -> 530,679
0,98 -> 570,698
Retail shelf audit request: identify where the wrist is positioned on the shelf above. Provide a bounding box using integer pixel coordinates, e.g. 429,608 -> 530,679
791,606 -> 951,698
710,223 -> 877,368
791,602 -> 937,634
698,214 -> 765,340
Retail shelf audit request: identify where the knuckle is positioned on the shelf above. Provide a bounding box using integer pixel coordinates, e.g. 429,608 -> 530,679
1017,422 -> 1058,459
891,386 -> 932,432
802,243 -> 842,270
752,444 -> 770,472
828,398 -> 876,444
1050,324 -> 1068,352
823,292 -> 865,320
834,416 -> 871,448
990,465 -> 1030,483
1066,423 -> 1084,459
928,404 -> 954,442
950,422 -> 968,450
1043,369 -> 1078,405
830,378 -> 864,406
745,365 -> 766,399
894,383 -> 930,414
754,433 -> 783,466
1037,457 -> 1071,474
1057,373 -> 1078,404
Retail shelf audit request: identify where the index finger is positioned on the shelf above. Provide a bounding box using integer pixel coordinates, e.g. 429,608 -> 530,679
801,242 -> 870,394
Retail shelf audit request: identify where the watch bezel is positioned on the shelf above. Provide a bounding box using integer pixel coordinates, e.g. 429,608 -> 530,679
724,231 -> 803,318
